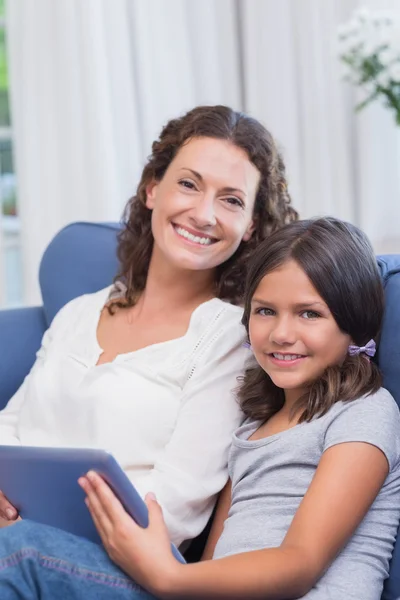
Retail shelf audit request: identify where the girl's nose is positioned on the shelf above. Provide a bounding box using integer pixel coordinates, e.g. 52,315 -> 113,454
269,316 -> 297,346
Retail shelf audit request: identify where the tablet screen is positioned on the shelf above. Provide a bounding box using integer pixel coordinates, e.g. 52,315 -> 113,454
0,445 -> 185,564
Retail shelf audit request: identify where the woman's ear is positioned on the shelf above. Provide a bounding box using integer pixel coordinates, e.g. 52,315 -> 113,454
242,220 -> 255,242
145,181 -> 158,209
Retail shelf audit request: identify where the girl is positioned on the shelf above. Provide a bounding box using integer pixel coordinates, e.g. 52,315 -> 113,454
0,105 -> 296,548
1,216 -> 398,600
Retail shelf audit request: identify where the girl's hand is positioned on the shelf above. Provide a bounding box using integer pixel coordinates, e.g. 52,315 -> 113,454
78,471 -> 182,596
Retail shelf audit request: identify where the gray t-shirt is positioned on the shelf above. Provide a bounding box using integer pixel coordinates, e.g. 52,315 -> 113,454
213,388 -> 400,599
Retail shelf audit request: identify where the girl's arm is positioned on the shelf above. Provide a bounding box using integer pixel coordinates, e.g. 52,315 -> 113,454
81,440 -> 389,600
201,479 -> 232,561
163,442 -> 389,599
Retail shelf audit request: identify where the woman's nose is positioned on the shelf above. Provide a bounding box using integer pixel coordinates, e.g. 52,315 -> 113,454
189,195 -> 217,228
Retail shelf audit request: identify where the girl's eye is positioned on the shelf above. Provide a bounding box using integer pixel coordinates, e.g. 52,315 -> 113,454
224,196 -> 244,209
179,179 -> 197,190
301,310 -> 321,320
255,307 -> 275,317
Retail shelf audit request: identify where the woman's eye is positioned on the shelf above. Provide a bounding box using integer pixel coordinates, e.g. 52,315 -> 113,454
255,307 -> 274,316
225,196 -> 244,208
301,310 -> 321,320
179,179 -> 197,190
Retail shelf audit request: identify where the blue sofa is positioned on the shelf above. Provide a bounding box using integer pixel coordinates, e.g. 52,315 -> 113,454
0,221 -> 400,597
0,222 -> 120,408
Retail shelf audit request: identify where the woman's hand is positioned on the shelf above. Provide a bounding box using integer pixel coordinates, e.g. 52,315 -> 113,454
78,471 -> 183,597
0,490 -> 18,523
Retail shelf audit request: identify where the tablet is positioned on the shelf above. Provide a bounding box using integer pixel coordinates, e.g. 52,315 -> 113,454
0,445 -> 185,564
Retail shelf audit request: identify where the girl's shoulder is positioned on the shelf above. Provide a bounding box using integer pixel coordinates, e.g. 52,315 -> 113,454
324,388 -> 400,472
329,387 -> 399,421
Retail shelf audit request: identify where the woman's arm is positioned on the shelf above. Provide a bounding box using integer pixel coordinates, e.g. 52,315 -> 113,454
0,380 -> 27,447
0,294 -> 88,521
0,380 -> 29,521
81,441 -> 389,600
201,480 -> 231,560
132,315 -> 249,547
0,294 -> 86,448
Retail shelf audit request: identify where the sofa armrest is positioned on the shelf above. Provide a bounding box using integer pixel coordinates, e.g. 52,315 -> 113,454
0,306 -> 46,410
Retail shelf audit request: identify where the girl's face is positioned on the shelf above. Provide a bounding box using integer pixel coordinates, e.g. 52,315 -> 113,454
145,137 -> 259,273
249,260 -> 351,404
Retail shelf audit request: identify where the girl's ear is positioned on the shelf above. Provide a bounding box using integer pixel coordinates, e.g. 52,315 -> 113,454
145,181 -> 158,209
243,220 -> 255,242
343,338 -> 355,362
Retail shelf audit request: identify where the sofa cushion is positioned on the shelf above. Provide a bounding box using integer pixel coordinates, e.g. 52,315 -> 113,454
39,222 -> 120,325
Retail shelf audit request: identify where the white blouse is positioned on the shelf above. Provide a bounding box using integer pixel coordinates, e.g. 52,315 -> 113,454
0,287 -> 250,546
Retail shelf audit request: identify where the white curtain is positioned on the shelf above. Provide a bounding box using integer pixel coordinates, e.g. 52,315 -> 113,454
6,0 -> 400,304
354,0 -> 400,253
240,0 -> 358,220
6,0 -> 241,304
240,0 -> 400,252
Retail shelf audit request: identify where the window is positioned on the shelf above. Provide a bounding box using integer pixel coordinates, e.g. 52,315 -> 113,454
0,0 -> 22,307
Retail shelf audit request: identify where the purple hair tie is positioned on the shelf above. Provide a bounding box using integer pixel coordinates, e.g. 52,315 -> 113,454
348,339 -> 376,358
242,341 -> 252,350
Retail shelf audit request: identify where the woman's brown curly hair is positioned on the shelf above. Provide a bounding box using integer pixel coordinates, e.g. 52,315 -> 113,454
112,105 -> 298,310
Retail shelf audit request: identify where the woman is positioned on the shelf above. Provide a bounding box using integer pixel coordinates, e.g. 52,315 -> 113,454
0,105 -> 297,548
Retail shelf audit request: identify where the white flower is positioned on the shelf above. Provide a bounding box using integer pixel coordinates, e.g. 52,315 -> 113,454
364,82 -> 375,96
376,69 -> 392,88
358,81 -> 376,103
339,8 -> 400,111
338,33 -> 364,56
374,10 -> 395,26
372,25 -> 397,54
337,23 -> 353,39
354,7 -> 371,23
385,28 -> 400,56
380,46 -> 400,66
388,61 -> 400,82
343,18 -> 363,38
338,7 -> 400,124
340,64 -> 358,84
363,39 -> 385,57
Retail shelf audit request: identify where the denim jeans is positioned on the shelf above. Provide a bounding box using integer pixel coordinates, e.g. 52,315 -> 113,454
0,520 -> 158,599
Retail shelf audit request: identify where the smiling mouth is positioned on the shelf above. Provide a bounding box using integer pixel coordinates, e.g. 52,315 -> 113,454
268,353 -> 307,365
173,224 -> 218,246
271,353 -> 305,361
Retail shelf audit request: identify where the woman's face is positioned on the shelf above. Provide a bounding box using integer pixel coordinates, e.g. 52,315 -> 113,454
146,137 -> 259,273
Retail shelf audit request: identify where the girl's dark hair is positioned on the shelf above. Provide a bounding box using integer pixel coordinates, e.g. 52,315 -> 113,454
111,105 -> 298,310
239,217 -> 384,423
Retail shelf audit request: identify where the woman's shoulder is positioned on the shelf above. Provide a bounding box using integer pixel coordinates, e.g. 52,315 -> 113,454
191,298 -> 245,339
195,297 -> 244,323
186,298 -> 248,360
50,286 -> 113,330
